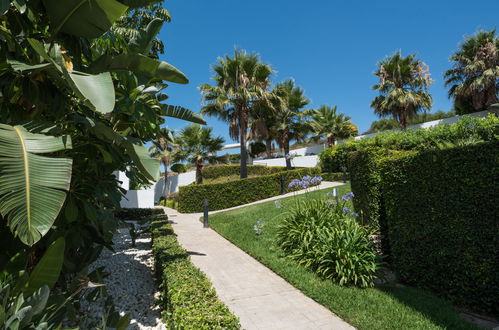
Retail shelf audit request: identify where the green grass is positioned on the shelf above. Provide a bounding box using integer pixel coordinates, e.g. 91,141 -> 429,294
208,184 -> 481,330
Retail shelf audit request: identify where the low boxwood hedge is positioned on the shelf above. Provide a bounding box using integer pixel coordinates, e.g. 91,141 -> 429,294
151,216 -> 241,329
321,172 -> 349,182
202,164 -> 285,179
179,167 -> 321,213
115,208 -> 164,220
381,141 -> 499,315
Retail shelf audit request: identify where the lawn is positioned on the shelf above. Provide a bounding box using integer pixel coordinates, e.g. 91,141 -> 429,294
208,184 -> 481,330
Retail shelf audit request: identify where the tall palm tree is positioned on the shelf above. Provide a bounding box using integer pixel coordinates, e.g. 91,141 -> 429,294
248,101 -> 277,158
149,127 -> 176,201
272,79 -> 311,169
173,124 -> 225,184
200,49 -> 274,178
444,29 -> 499,114
371,52 -> 433,129
309,105 -> 357,146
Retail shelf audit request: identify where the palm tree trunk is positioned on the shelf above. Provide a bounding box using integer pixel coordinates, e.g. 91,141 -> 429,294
162,159 -> 168,201
327,135 -> 335,147
284,139 -> 291,170
196,161 -> 203,184
240,119 -> 248,179
265,138 -> 272,158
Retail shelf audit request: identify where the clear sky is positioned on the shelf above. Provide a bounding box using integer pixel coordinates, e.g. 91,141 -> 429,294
157,0 -> 498,144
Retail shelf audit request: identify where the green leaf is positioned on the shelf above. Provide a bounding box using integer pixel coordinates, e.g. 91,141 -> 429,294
161,104 -> 206,124
21,286 -> 50,326
128,18 -> 163,55
126,142 -> 160,181
90,54 -> 188,84
25,238 -> 65,296
7,60 -> 51,72
0,0 -> 10,15
64,71 -> 116,113
0,124 -> 72,246
42,0 -> 128,38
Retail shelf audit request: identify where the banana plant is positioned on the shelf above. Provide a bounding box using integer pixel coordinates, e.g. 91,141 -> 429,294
0,125 -> 72,246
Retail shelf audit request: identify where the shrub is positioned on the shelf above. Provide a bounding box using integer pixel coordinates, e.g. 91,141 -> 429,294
202,164 -> 285,179
151,217 -> 240,329
276,196 -> 378,288
114,208 -> 164,220
179,167 -> 321,213
321,172 -> 349,182
380,141 -> 499,315
167,192 -> 179,201
170,163 -> 187,173
165,200 -> 178,209
319,114 -> 499,172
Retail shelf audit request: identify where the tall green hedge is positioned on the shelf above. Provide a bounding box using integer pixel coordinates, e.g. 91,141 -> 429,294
320,114 -> 499,172
151,216 -> 241,329
381,142 -> 499,315
179,167 -> 321,213
202,165 -> 285,179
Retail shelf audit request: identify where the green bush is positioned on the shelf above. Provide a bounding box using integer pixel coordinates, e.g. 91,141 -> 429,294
179,167 -> 321,213
170,163 -> 187,173
202,164 -> 285,179
276,197 -> 378,288
319,114 -> 499,172
114,208 -> 164,220
380,141 -> 499,315
165,200 -> 178,209
151,217 -> 240,329
321,172 -> 349,182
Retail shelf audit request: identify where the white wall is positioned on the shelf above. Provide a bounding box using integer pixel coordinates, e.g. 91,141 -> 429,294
120,189 -> 155,208
253,155 -> 319,168
154,171 -> 197,203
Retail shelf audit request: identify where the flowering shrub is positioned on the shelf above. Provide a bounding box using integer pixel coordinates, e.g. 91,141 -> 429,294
276,192 -> 379,288
288,175 -> 323,190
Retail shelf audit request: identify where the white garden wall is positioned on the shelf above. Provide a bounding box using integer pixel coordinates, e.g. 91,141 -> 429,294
253,155 -> 319,168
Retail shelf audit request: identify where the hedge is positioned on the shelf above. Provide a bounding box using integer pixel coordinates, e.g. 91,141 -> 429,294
380,141 -> 499,315
179,167 -> 321,213
321,172 -> 349,182
151,216 -> 241,329
202,164 -> 285,179
320,114 -> 499,172
114,208 -> 164,220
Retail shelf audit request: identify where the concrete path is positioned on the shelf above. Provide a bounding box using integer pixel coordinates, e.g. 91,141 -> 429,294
162,182 -> 354,330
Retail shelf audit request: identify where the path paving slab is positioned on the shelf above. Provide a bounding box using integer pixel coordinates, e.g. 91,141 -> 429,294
162,182 -> 354,330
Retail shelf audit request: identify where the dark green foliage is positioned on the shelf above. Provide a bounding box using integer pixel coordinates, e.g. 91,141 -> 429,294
202,165 -> 285,179
319,115 -> 499,172
276,198 -> 378,288
114,208 -> 163,220
151,217 -> 240,329
321,172 -> 349,182
179,167 -> 321,213
381,142 -> 499,315
170,163 -> 187,173
249,141 -> 266,157
364,110 -> 456,134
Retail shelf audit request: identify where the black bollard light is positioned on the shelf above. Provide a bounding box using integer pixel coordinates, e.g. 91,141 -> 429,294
203,198 -> 209,228
280,175 -> 285,195
342,166 -> 347,183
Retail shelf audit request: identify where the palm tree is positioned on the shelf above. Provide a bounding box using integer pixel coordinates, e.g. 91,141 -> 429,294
272,79 -> 311,169
444,29 -> 499,114
371,52 -> 433,129
200,49 -> 274,178
149,127 -> 176,201
173,124 -> 225,184
309,105 -> 356,146
248,101 -> 277,158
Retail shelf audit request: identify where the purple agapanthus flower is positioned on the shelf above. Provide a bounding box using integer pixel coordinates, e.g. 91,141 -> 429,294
341,192 -> 355,201
288,179 -> 301,189
302,175 -> 312,182
342,207 -> 351,213
310,176 -> 323,185
351,212 -> 359,218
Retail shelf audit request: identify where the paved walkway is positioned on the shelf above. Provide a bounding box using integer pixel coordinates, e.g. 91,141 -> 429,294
162,182 -> 354,330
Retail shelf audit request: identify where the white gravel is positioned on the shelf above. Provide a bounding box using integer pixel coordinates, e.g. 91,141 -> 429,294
79,228 -> 166,330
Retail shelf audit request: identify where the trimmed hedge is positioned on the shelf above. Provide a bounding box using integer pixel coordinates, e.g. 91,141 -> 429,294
151,216 -> 241,329
320,114 -> 499,172
381,142 -> 499,315
179,167 -> 321,213
114,208 -> 163,220
202,164 -> 285,179
321,172 -> 349,182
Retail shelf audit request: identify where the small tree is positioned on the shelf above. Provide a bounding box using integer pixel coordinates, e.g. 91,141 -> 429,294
173,124 -> 225,184
149,128 -> 176,201
371,52 -> 433,129
309,105 -> 356,146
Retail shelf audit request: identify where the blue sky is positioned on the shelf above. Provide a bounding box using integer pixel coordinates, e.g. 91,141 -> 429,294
158,0 -> 498,145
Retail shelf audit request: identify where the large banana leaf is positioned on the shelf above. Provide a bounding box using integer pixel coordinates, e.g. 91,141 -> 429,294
89,54 -> 189,84
128,18 -> 163,55
161,104 -> 206,124
25,237 -> 65,296
0,124 -> 72,246
42,0 -> 128,38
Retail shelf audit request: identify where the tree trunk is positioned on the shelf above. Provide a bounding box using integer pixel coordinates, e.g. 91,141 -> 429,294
265,138 -> 272,158
284,139 -> 291,170
196,161 -> 203,184
327,135 -> 335,147
162,159 -> 168,201
240,119 -> 248,179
